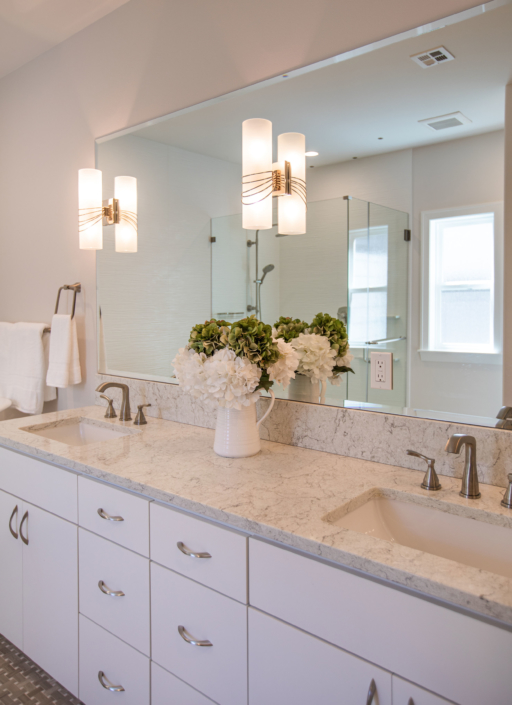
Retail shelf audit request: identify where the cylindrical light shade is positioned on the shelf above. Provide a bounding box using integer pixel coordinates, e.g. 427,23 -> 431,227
277,133 -> 306,235
78,168 -> 103,250
242,118 -> 273,230
115,175 -> 138,253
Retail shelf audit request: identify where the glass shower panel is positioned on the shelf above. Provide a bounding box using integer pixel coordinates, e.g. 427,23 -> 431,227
346,197 -> 409,411
211,213 -> 248,323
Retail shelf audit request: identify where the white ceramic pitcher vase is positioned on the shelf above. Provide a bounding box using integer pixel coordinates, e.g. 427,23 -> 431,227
213,390 -> 275,458
288,374 -> 325,403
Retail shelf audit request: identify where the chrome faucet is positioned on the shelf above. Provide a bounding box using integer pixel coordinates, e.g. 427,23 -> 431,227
445,434 -> 481,499
96,382 -> 131,421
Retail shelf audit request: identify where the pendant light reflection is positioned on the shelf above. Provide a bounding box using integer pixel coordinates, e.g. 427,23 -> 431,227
278,132 -> 306,235
242,120 -> 307,237
242,119 -> 273,230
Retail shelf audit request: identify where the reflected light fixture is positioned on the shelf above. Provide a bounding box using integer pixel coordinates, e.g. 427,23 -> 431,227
242,119 -> 307,236
305,151 -> 318,156
78,169 -> 138,252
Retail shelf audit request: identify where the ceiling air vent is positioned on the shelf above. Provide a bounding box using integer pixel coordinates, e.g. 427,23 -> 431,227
411,46 -> 455,68
418,112 -> 472,132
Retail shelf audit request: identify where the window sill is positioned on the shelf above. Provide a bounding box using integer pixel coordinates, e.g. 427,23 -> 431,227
418,349 -> 502,365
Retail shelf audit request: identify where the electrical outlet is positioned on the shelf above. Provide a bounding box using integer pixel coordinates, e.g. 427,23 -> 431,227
370,352 -> 393,390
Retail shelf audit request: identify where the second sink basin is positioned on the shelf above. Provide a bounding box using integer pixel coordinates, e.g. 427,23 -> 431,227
22,417 -> 137,446
328,494 -> 512,579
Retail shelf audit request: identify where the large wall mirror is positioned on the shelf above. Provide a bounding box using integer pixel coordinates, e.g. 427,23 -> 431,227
96,0 -> 511,427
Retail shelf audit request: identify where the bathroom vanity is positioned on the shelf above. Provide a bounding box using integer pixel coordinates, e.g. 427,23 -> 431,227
0,407 -> 511,705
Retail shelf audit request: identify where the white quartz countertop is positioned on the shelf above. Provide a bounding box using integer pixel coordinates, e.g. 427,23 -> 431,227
1,406 -> 511,626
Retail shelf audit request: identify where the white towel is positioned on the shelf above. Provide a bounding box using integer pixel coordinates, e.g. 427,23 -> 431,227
46,314 -> 82,388
0,322 -> 57,415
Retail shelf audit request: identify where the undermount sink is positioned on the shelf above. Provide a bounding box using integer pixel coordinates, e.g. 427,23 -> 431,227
22,417 -> 136,446
327,494 -> 512,579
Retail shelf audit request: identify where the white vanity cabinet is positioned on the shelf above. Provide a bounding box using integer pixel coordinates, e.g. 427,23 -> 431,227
249,538 -> 512,705
249,608 -> 391,705
0,447 -> 79,697
0,488 -> 23,649
392,677 -> 454,705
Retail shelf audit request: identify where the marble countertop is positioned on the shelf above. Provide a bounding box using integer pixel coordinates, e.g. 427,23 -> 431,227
0,406 -> 511,626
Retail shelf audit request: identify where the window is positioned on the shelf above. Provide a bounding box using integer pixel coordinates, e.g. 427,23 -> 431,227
348,226 -> 388,344
421,203 -> 503,360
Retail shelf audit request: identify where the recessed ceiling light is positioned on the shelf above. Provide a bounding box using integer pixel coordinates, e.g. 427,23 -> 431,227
305,151 -> 318,157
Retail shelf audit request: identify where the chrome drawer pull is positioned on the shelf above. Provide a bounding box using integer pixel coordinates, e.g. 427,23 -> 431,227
177,541 -> 212,559
9,505 -> 18,540
366,679 -> 377,705
178,625 -> 213,647
97,508 -> 124,522
98,580 -> 125,597
98,671 -> 125,692
19,511 -> 29,546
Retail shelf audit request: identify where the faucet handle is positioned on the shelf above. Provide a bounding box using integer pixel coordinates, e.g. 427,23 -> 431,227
134,404 -> 151,426
100,394 -> 117,419
501,474 -> 512,509
406,450 -> 442,491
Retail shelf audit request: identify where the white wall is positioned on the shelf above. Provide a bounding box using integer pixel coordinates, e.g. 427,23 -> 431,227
411,130 -> 504,417
0,0 -> 489,412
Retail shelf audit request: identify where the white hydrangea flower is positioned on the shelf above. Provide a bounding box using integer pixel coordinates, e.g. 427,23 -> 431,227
290,333 -> 336,383
267,337 -> 299,388
172,347 -> 261,410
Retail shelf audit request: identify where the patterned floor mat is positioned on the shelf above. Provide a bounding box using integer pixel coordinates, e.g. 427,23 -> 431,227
0,634 -> 82,705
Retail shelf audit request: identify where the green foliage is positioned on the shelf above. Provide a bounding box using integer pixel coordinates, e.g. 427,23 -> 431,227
310,312 -> 349,357
273,316 -> 310,343
310,312 -> 354,377
188,319 -> 231,356
227,316 -> 281,371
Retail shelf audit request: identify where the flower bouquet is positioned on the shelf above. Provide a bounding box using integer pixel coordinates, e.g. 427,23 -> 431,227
172,316 -> 298,457
274,313 -> 354,403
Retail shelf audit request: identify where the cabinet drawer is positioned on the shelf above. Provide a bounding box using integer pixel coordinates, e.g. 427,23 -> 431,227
392,676 -> 456,705
151,563 -> 247,705
79,529 -> 150,656
249,539 -> 512,705
152,662 -> 217,705
249,608 -> 391,705
0,446 -> 77,522
150,502 -> 247,602
79,615 -> 149,705
78,476 -> 150,556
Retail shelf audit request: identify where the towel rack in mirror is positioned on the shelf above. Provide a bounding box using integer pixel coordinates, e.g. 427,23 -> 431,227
44,283 -> 82,333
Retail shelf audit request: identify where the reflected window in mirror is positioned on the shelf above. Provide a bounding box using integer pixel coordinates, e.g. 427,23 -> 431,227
421,203 -> 503,359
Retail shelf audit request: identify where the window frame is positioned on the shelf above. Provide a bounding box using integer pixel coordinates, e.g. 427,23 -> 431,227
420,202 -> 503,365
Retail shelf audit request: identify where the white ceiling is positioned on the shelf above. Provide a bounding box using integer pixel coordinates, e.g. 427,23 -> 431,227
0,0 -> 130,79
131,2 -> 512,167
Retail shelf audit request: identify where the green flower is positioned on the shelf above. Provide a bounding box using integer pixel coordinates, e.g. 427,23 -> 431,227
273,316 -> 310,343
310,312 -> 354,377
228,315 -> 281,392
188,319 -> 231,356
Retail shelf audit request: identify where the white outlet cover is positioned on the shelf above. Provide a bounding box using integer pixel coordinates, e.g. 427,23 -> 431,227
370,351 -> 393,391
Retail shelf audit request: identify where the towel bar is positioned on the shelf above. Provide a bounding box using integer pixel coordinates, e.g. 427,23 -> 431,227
44,283 -> 82,333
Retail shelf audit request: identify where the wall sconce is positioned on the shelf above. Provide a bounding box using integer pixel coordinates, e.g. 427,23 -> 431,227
242,119 -> 306,235
78,169 -> 138,252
